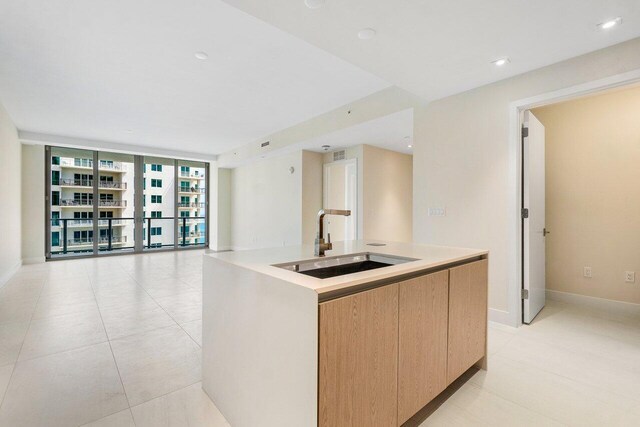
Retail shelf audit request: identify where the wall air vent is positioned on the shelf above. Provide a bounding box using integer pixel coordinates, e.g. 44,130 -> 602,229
261,141 -> 270,148
333,150 -> 346,161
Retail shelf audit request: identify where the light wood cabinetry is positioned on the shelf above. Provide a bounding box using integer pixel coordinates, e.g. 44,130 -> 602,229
398,270 -> 449,424
318,284 -> 399,427
318,258 -> 487,426
447,259 -> 488,384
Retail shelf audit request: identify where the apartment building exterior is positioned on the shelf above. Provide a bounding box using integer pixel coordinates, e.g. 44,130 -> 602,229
50,154 -> 135,254
48,148 -> 207,257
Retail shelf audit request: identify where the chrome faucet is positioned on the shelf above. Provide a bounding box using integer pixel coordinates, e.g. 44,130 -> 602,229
315,209 -> 351,257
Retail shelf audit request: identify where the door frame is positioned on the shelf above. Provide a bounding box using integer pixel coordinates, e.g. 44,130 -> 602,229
507,69 -> 640,327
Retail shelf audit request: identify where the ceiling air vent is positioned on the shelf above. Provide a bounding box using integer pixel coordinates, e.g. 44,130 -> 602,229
261,141 -> 270,148
333,150 -> 346,161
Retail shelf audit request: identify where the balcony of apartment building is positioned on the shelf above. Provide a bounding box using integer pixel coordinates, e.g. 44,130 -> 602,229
60,158 -> 126,173
60,199 -> 128,208
50,218 -> 130,229
64,235 -> 128,249
58,178 -> 127,190
177,202 -> 206,209
178,185 -> 206,195
178,168 -> 204,180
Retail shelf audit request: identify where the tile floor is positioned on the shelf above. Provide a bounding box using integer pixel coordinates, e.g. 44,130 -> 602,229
1,251 -> 639,426
418,298 -> 640,427
0,250 -> 228,427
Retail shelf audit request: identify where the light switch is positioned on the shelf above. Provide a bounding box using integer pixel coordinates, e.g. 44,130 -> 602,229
428,207 -> 446,217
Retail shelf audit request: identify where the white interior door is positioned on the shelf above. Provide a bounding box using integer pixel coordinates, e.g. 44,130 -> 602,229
522,110 -> 546,324
323,159 -> 357,241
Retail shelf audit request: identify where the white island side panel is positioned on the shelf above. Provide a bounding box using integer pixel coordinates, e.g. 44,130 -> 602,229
202,255 -> 319,427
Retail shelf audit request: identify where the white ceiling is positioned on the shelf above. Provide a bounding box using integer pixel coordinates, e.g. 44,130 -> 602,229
222,0 -> 640,102
0,0 -> 389,155
301,108 -> 414,155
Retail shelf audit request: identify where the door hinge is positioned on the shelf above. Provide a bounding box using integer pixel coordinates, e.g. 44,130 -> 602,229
522,208 -> 529,219
522,127 -> 529,138
521,288 -> 529,300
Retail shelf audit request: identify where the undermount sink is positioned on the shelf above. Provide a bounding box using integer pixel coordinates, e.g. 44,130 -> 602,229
273,252 -> 419,279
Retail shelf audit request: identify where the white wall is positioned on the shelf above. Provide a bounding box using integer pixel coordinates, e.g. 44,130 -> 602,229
211,167 -> 232,251
362,145 -> 413,242
21,144 -> 45,264
301,151 -> 323,245
533,86 -> 640,305
413,37 -> 640,322
230,151 -> 303,250
0,102 -> 22,286
323,145 -> 412,242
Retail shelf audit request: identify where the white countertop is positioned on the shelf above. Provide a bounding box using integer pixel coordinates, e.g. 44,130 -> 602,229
205,240 -> 487,296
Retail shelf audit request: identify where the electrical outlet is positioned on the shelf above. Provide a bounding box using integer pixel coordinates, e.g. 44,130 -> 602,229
583,267 -> 592,278
625,271 -> 635,283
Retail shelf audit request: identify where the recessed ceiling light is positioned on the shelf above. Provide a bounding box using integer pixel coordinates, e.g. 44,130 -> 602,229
492,57 -> 510,67
598,17 -> 622,29
304,0 -> 326,9
408,144 -> 413,148
194,51 -> 209,60
322,145 -> 331,151
358,28 -> 377,40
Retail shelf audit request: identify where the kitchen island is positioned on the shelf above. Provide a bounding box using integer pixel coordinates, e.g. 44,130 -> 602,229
202,240 -> 488,427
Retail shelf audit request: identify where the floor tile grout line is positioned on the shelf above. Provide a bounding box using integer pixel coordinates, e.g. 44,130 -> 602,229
121,266 -> 203,348
0,272 -> 49,413
453,380 -> 569,426
87,270 -> 134,412
129,378 -> 203,412
492,343 -> 640,407
0,252 -> 205,424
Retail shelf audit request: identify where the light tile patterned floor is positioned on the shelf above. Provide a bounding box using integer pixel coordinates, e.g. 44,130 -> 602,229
1,251 -> 640,426
0,250 -> 229,427
418,299 -> 640,427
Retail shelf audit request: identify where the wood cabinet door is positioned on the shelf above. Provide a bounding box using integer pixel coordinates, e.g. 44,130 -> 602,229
398,271 -> 449,424
319,284 -> 399,427
447,259 -> 488,384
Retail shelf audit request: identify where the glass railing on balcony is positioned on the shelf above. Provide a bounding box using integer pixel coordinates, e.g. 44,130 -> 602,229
99,181 -> 127,189
68,236 -> 128,246
178,187 -> 206,193
50,216 -> 205,256
59,218 -> 128,228
179,170 -> 203,178
60,158 -> 125,171
60,199 -> 127,207
177,202 -> 205,208
177,216 -> 206,247
59,178 -> 93,187
57,179 -> 127,189
143,217 -> 175,250
50,218 -> 136,257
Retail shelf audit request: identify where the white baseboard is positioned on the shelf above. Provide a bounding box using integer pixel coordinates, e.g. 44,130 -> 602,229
22,256 -> 45,265
546,289 -> 640,320
0,260 -> 22,290
488,308 -> 514,326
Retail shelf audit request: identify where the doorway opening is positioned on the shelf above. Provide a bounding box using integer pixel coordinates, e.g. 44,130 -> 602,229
518,81 -> 640,325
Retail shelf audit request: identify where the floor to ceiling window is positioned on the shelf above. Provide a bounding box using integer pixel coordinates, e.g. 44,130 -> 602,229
143,157 -> 175,250
98,152 -> 136,253
46,146 -> 209,259
177,161 -> 207,247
